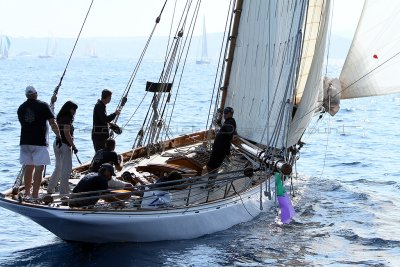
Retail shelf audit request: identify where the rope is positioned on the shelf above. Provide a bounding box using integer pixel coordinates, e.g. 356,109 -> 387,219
136,0 -> 201,147
164,0 -> 202,136
112,0 -> 169,124
50,0 -> 94,108
205,0 -> 235,132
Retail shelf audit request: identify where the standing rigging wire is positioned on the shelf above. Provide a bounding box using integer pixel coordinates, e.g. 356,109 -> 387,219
164,0 -> 201,138
111,0 -> 169,126
258,0 -> 303,153
131,0 -> 194,148
50,0 -> 95,108
205,0 -> 235,132
135,0 -> 202,148
146,3 -> 198,145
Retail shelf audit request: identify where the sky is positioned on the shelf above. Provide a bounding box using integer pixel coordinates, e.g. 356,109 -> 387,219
0,0 -> 364,38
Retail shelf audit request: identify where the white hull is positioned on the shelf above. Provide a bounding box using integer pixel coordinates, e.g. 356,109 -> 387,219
0,186 -> 272,243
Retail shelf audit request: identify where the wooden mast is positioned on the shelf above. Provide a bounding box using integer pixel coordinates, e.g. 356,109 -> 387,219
218,0 -> 243,110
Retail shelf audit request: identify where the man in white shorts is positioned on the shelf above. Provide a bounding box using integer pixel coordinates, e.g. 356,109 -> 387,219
17,86 -> 61,199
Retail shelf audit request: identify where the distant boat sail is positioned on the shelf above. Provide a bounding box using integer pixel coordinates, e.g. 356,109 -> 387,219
89,43 -> 98,58
0,35 -> 11,59
38,36 -> 57,58
196,16 -> 210,64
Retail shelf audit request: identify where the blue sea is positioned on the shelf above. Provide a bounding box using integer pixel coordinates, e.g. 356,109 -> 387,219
0,56 -> 399,266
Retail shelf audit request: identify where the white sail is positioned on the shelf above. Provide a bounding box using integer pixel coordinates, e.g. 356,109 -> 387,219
0,35 -> 11,59
340,0 -> 400,99
287,0 -> 332,147
225,0 -> 307,148
196,16 -> 209,64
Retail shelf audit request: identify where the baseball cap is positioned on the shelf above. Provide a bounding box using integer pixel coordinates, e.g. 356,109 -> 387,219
25,85 -> 37,95
223,107 -> 234,114
99,163 -> 116,176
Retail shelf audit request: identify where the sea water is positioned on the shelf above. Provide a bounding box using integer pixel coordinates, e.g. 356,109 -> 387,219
0,57 -> 399,266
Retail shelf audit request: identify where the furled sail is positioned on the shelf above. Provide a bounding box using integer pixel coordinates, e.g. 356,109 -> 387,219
340,0 -> 400,99
287,0 -> 332,147
224,0 -> 308,148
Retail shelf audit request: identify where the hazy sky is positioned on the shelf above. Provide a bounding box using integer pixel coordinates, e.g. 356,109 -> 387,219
0,0 -> 364,38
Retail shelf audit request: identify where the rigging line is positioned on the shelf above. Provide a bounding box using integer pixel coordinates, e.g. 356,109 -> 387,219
284,25 -> 307,150
114,0 -> 169,123
157,0 -> 191,82
335,49 -> 400,98
164,0 -> 178,64
144,38 -> 180,147
293,0 -> 310,104
117,91 -> 149,137
158,25 -> 186,116
302,111 -> 326,143
260,1 -> 305,150
50,0 -> 94,107
209,0 -> 237,124
259,0 -> 303,148
146,0 -> 198,143
144,37 -> 182,144
164,1 -> 202,134
135,2 -> 194,146
319,108 -> 331,179
230,183 -> 256,218
206,0 -> 235,131
325,0 -> 333,75
281,30 -> 306,151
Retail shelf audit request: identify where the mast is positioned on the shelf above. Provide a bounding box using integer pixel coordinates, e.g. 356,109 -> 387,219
218,0 -> 243,110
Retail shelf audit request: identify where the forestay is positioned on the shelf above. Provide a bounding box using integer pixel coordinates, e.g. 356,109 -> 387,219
225,0 -> 308,148
340,0 -> 400,99
288,0 -> 331,147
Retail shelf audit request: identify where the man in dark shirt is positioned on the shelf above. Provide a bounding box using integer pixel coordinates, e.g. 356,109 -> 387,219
92,89 -> 121,151
69,163 -> 115,207
17,86 -> 62,199
206,106 -> 237,173
90,138 -> 123,172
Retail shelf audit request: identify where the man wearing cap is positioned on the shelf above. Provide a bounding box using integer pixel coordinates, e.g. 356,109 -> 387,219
206,106 -> 237,174
69,163 -> 115,207
92,89 -> 121,152
69,163 -> 132,207
17,85 -> 62,199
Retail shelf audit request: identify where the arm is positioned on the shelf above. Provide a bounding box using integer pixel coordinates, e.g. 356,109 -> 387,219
48,118 -> 61,139
62,124 -> 76,148
94,103 -> 117,124
113,153 -> 123,172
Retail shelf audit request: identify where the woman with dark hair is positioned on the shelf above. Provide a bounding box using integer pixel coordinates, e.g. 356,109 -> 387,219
47,101 -> 78,196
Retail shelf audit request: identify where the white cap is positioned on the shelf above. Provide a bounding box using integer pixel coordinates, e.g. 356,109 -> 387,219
25,85 -> 37,95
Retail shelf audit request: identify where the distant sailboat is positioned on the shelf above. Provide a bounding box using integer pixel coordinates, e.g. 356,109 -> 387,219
196,16 -> 210,64
0,35 -> 11,60
89,44 -> 98,58
38,36 -> 57,58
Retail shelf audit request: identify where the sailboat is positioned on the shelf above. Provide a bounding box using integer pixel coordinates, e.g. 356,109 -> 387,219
38,36 -> 57,58
0,35 -> 11,59
196,16 -> 210,64
89,45 -> 98,58
1,0 -> 400,243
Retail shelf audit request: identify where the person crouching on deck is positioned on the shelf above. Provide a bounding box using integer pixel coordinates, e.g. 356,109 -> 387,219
206,106 -> 237,175
89,138 -> 123,173
69,163 -> 115,207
